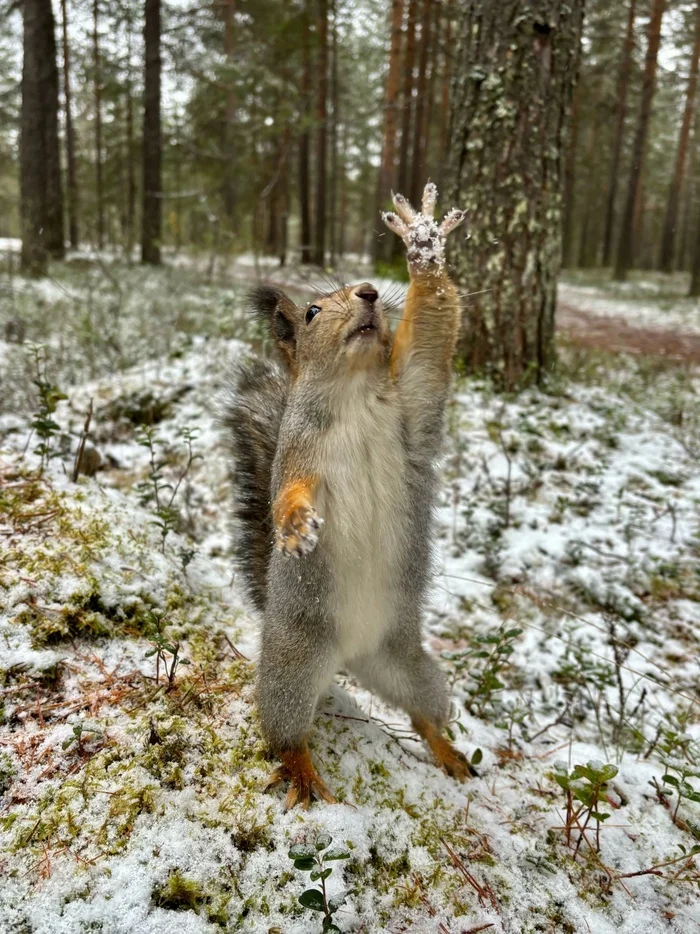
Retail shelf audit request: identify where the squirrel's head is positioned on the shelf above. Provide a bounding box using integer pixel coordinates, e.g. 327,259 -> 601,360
248,283 -> 391,378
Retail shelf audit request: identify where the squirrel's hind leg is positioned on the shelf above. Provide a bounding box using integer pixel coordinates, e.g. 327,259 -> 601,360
350,638 -> 476,782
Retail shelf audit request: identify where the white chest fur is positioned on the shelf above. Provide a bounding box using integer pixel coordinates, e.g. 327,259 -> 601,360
316,377 -> 407,661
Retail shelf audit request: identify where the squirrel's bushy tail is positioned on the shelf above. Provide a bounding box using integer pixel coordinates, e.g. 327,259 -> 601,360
219,357 -> 287,613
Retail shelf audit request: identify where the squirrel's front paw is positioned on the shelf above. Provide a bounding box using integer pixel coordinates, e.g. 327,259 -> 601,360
382,182 -> 466,272
275,504 -> 323,558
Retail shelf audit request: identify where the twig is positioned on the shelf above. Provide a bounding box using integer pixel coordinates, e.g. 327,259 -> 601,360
72,398 -> 94,482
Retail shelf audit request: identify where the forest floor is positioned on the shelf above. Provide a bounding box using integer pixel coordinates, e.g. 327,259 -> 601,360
1,256 -> 700,934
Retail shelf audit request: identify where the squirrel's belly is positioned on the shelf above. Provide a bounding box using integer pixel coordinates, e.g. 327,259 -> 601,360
318,399 -> 408,661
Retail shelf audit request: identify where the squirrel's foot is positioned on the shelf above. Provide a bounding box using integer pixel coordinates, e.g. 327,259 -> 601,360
411,714 -> 477,782
275,504 -> 323,558
382,182 -> 466,273
265,745 -> 337,810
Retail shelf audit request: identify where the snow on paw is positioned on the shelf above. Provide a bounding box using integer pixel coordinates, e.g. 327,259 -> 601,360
381,182 -> 466,273
275,504 -> 323,557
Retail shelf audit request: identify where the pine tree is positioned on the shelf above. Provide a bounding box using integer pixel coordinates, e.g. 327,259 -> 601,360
141,0 -> 162,264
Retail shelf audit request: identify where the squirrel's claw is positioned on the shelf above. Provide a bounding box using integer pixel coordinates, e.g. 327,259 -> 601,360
421,181 -> 438,217
383,184 -> 466,272
390,190 -> 417,223
264,748 -> 337,810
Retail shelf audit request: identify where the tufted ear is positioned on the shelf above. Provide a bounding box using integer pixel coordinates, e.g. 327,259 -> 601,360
247,286 -> 301,371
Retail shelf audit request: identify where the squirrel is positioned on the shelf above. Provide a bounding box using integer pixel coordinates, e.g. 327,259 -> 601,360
221,183 -> 473,808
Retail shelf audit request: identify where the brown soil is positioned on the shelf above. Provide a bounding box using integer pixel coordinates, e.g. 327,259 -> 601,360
557,301 -> 700,364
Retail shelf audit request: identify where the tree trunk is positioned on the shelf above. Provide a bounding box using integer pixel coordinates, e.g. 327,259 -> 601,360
374,0 -> 404,264
602,0 -> 637,268
659,0 -> 700,273
396,0 -> 417,195
691,205 -> 700,295
222,0 -> 236,224
125,6 -> 137,259
142,0 -> 162,265
299,6 -> 313,264
409,0 -> 433,204
20,0 -> 64,273
445,1 -> 584,388
577,120 -> 600,268
561,84 -> 579,268
679,109 -> 699,270
60,0 -> 79,249
93,0 -> 104,250
329,0 -> 339,263
438,5 -> 453,167
614,0 -> 665,281
313,0 -> 328,266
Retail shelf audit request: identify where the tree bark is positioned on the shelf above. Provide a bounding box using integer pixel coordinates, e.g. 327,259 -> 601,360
602,0 -> 637,268
20,0 -> 64,273
93,0 -> 104,250
313,0 -> 328,266
299,4 -> 313,264
438,5 -> 453,167
445,1 -> 584,388
60,0 -> 79,249
691,206 -> 700,296
125,4 -> 137,258
614,0 -> 665,281
409,0 -> 433,204
142,0 -> 162,264
374,0 -> 404,264
659,0 -> 700,273
222,0 -> 236,224
329,0 -> 339,263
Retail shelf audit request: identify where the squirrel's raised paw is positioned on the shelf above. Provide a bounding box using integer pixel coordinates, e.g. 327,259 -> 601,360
382,182 -> 466,272
265,747 -> 337,810
275,504 -> 323,557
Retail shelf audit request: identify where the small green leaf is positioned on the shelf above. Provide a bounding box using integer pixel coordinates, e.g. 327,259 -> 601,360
288,844 -> 316,860
299,889 -> 325,912
294,858 -> 316,871
662,774 -> 680,788
315,832 -> 332,851
471,748 -> 483,766
324,847 -> 350,861
328,890 -> 348,912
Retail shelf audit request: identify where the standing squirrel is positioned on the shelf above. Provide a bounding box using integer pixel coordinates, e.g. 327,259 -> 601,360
221,183 -> 473,808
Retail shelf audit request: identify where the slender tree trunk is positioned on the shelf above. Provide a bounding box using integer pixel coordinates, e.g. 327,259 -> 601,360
602,0 -> 637,268
445,1 -> 584,387
562,85 -> 579,268
329,0 -> 339,263
659,0 -> 700,273
60,0 -> 78,249
299,4 -> 313,263
679,111 -> 699,270
614,0 -> 665,281
397,0 -> 417,194
93,0 -> 104,250
691,204 -> 700,295
438,3 -> 452,167
338,121 -> 349,257
142,0 -> 162,264
21,0 -> 64,273
409,0 -> 433,204
222,0 -> 236,224
313,0 -> 328,266
577,121 -> 600,268
374,0 -> 404,263
125,6 -> 136,259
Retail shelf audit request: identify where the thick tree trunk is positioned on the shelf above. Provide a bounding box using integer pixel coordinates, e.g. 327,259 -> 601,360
142,0 -> 162,265
602,0 -> 637,268
374,0 -> 404,263
21,0 -> 64,273
93,0 -> 104,250
299,5 -> 313,264
60,0 -> 79,249
445,1 -> 584,388
614,0 -> 665,281
409,0 -> 433,204
659,0 -> 700,273
313,0 -> 328,266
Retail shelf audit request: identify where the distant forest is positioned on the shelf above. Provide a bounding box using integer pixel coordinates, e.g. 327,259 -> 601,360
0,0 -> 699,295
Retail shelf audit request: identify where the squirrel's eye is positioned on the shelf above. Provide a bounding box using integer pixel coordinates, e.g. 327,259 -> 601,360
305,305 -> 322,324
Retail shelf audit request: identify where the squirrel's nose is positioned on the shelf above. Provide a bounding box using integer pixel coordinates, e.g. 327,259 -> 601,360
355,283 -> 379,305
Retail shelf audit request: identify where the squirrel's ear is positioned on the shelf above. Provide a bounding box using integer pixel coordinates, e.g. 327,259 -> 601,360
247,286 -> 300,369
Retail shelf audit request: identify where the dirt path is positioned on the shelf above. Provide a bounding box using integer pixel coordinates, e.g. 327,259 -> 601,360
557,301 -> 700,364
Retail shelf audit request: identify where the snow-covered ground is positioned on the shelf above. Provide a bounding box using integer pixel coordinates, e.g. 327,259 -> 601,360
559,275 -> 700,335
1,262 -> 700,933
